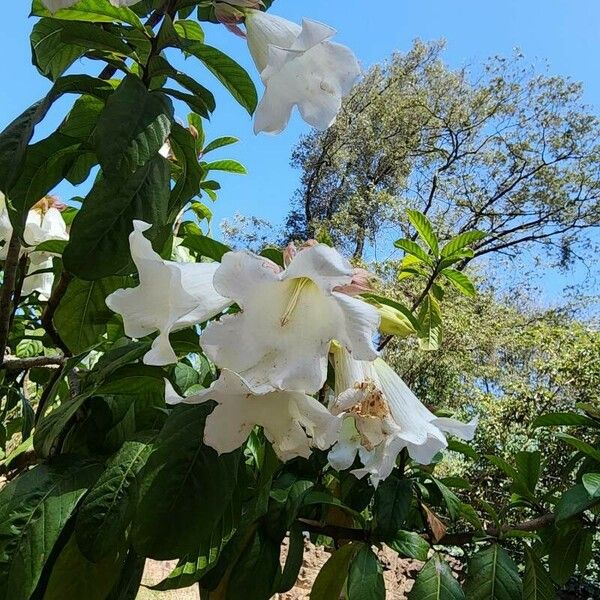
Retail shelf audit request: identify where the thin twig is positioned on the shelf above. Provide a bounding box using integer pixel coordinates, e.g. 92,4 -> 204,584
0,234 -> 22,367
3,356 -> 65,370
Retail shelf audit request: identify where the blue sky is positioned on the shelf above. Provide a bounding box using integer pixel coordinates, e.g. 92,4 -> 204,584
1,1 -> 599,308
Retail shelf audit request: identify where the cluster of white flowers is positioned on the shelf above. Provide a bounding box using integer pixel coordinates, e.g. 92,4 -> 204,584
41,0 -> 361,136
0,194 -> 69,299
107,225 -> 476,485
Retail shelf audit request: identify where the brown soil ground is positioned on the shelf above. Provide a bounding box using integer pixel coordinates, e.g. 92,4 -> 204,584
137,542 -> 425,600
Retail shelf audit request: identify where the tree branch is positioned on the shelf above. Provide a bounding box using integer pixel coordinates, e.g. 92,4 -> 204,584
3,356 -> 65,370
296,513 -> 556,546
0,234 -> 22,367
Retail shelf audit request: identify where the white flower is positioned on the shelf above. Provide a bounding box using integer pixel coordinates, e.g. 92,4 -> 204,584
199,244 -> 380,394
0,195 -> 69,300
42,0 -> 141,11
105,220 -> 232,366
167,369 -> 340,461
328,347 -> 477,486
245,10 -> 361,134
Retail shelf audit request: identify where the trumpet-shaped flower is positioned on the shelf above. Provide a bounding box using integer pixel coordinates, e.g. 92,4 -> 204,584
42,0 -> 141,11
199,243 -> 380,394
0,194 -> 69,299
245,10 -> 361,134
167,369 -> 340,461
105,220 -> 232,366
328,347 -> 477,486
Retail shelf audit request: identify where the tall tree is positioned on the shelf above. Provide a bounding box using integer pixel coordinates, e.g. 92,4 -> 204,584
286,41 -> 600,262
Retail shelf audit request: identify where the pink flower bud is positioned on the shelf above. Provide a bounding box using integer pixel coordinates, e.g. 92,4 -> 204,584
333,268 -> 377,297
283,242 -> 297,267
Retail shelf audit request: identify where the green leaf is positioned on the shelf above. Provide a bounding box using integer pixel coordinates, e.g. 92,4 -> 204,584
42,534 -> 127,600
274,525 -> 304,593
532,412 -> 600,428
203,136 -> 239,155
95,75 -> 174,176
183,43 -> 258,114
63,156 -> 170,279
523,546 -> 555,600
75,435 -> 155,562
407,210 -> 439,256
30,18 -> 86,80
373,475 -> 412,538
388,531 -> 430,561
33,393 -> 90,458
556,433 -> 600,464
361,293 -> 421,333
0,457 -> 102,600
431,478 -> 461,520
582,473 -> 600,498
394,238 -> 433,265
132,404 -> 241,559
31,0 -> 144,30
181,232 -> 230,261
224,527 -> 281,600
408,554 -> 465,600
0,75 -> 114,232
417,294 -> 442,351
310,542 -> 362,600
441,268 -> 476,297
514,451 -> 541,496
54,276 -> 129,353
447,439 -> 478,460
347,545 -> 385,600
204,159 -> 247,174
440,231 -> 486,257
548,526 -> 589,585
152,496 -> 240,591
464,545 -> 522,600
555,484 -> 598,521
168,122 -> 204,217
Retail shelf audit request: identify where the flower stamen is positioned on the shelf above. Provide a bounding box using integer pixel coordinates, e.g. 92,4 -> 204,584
280,277 -> 311,326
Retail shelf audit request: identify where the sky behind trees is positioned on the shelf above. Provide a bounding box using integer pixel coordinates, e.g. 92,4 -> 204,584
1,0 -> 599,307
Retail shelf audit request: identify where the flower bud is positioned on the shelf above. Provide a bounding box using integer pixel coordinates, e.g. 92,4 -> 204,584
377,303 -> 417,338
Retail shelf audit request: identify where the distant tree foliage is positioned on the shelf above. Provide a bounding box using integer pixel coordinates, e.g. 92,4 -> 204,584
286,41 -> 600,261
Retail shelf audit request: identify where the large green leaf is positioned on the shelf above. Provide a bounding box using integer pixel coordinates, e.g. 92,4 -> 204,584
152,495 -> 241,591
0,75 -> 114,232
556,433 -> 600,463
441,268 -> 476,297
532,412 -> 600,428
42,534 -> 127,600
132,404 -> 241,559
440,231 -> 486,257
95,75 -> 174,176
523,547 -> 555,600
388,531 -> 430,561
54,276 -> 129,354
0,457 -> 102,600
407,209 -> 439,256
548,526 -> 590,585
181,232 -> 230,261
464,545 -> 522,600
555,484 -> 598,521
394,238 -> 434,265
31,0 -> 144,29
168,122 -> 204,217
310,542 -> 362,600
183,43 -> 258,114
63,155 -> 170,279
75,435 -> 155,562
373,475 -> 412,539
417,294 -> 442,351
347,545 -> 385,600
408,554 -> 465,600
33,393 -> 90,458
30,18 -> 86,80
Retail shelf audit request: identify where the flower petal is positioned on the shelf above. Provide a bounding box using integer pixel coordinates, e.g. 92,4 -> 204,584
181,370 -> 337,461
106,220 -> 230,366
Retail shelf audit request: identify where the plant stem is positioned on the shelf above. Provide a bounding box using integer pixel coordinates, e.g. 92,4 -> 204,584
3,356 -> 64,370
0,234 -> 22,367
